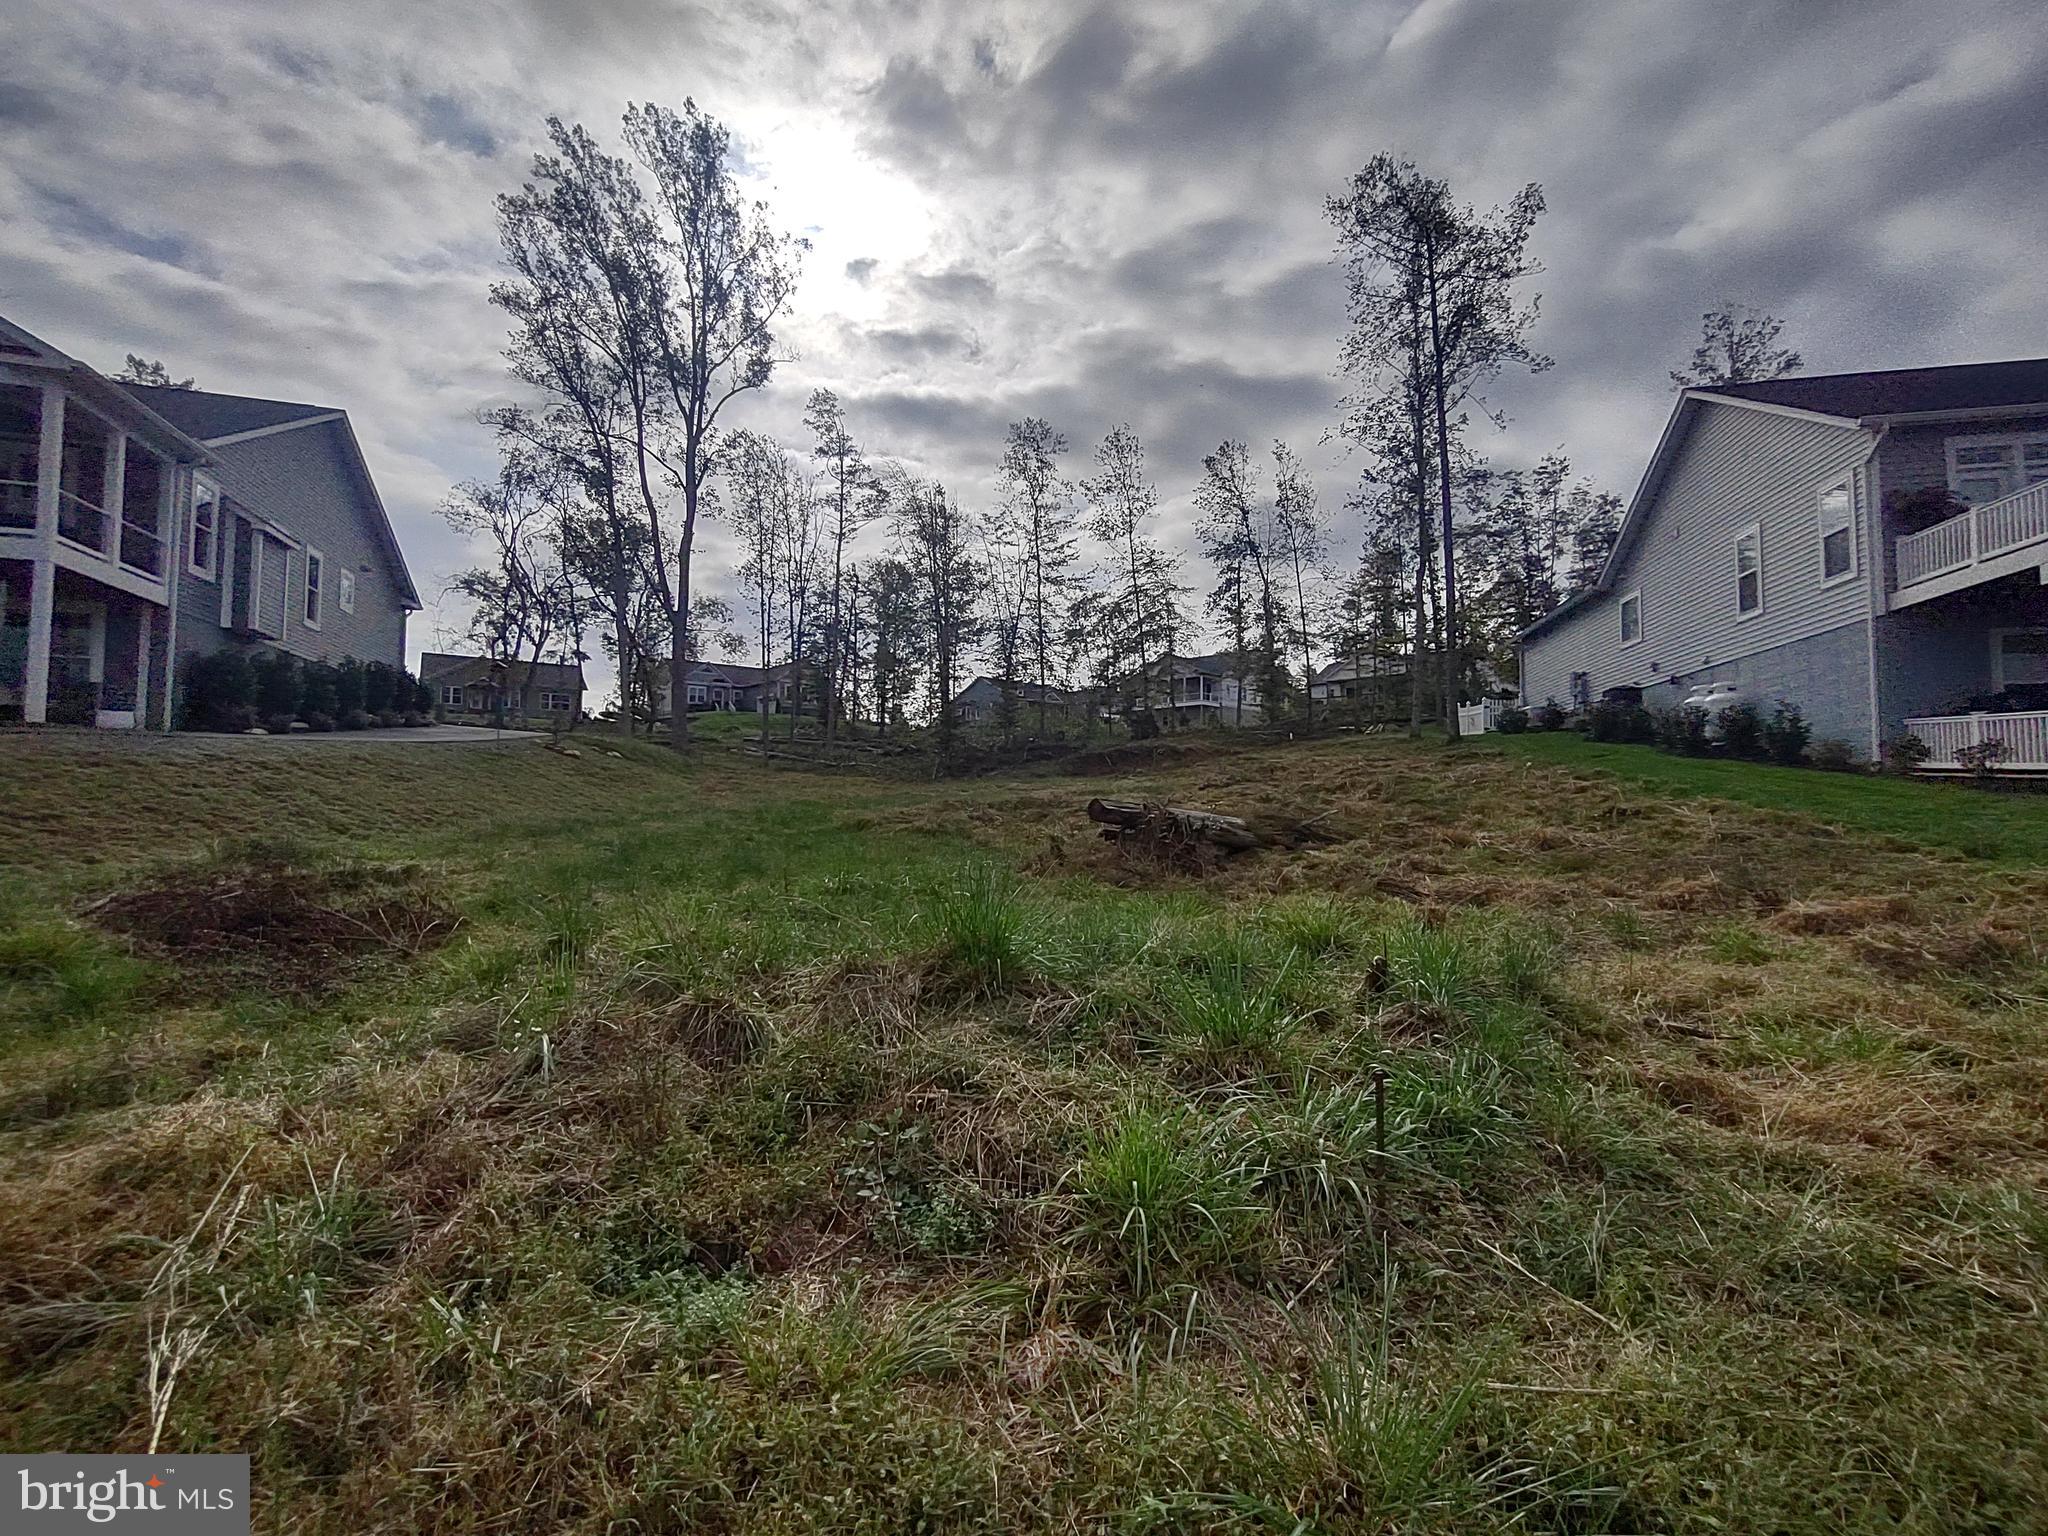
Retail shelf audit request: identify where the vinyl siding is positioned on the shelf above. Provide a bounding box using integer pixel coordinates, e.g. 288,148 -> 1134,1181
1874,413 -> 2048,586
212,421 -> 408,665
1523,400 -> 1878,715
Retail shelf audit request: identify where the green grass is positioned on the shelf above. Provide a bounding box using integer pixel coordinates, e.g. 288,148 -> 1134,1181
1,729 -> 2045,1531
1478,730 -> 2048,865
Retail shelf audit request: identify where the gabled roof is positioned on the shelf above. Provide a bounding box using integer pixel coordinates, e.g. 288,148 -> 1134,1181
0,312 -> 212,462
116,384 -> 338,442
1706,357 -> 2048,420
687,660 -> 770,685
419,652 -> 586,690
119,381 -> 421,611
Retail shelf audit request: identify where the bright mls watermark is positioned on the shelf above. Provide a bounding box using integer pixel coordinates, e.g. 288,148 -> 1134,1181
5,1456 -> 248,1533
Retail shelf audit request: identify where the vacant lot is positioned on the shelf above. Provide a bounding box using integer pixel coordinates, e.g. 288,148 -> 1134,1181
2,729 -> 2045,1533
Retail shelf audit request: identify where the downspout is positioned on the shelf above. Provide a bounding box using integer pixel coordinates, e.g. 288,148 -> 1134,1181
1857,420 -> 1890,764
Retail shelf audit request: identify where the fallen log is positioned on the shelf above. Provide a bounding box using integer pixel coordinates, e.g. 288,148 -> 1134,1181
1086,797 -> 1263,851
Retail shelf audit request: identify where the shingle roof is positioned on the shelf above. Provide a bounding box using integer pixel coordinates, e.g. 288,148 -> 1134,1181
1706,357 -> 2048,420
116,384 -> 337,440
418,652 -> 586,690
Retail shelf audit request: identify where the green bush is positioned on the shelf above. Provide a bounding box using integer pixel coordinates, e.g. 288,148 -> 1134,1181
333,658 -> 366,722
1882,733 -> 1931,775
1763,700 -> 1810,766
1583,699 -> 1654,743
362,660 -> 399,715
1651,705 -> 1711,755
252,650 -> 301,724
1810,738 -> 1858,772
300,660 -> 339,723
1493,704 -> 1529,734
181,649 -> 257,732
1530,699 -> 1567,732
1716,702 -> 1766,760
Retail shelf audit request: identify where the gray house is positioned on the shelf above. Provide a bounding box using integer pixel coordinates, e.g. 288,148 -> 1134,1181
1130,651 -> 1269,729
1521,359 -> 2048,769
0,311 -> 418,728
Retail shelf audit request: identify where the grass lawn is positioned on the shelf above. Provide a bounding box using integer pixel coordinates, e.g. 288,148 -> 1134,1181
1477,728 -> 2048,866
2,730 -> 2045,1532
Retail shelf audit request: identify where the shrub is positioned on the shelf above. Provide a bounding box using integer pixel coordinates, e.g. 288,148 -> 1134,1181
402,710 -> 427,727
1530,699 -> 1567,732
376,709 -> 403,728
262,713 -> 296,735
1651,706 -> 1711,755
252,650 -> 301,724
1810,738 -> 1858,772
1955,738 -> 2008,778
333,658 -> 366,720
362,660 -> 398,715
1493,704 -> 1529,734
1763,700 -> 1810,766
409,674 -> 434,713
300,660 -> 339,723
181,649 -> 256,733
1882,733 -> 1931,775
1716,702 -> 1765,760
1583,699 -> 1654,743
341,708 -> 373,731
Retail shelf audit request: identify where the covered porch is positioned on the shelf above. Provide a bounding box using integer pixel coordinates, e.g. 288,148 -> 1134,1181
0,364 -> 199,727
1903,709 -> 2048,773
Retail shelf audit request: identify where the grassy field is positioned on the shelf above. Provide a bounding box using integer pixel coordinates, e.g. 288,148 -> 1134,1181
2,728 -> 2045,1532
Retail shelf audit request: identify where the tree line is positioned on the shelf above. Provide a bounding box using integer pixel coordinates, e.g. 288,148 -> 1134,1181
439,98 -> 1803,754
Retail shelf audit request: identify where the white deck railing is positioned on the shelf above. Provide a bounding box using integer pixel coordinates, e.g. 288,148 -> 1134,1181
1896,481 -> 2048,589
1903,710 -> 2048,772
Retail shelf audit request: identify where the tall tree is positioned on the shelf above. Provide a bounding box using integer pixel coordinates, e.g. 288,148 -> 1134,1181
803,389 -> 881,743
1670,302 -> 1802,389
1081,424 -> 1183,728
1194,441 -> 1285,725
726,428 -> 793,744
1329,156 -> 1549,736
1271,441 -> 1327,723
892,476 -> 980,770
864,556 -> 923,739
996,418 -> 1080,737
1566,484 -> 1623,592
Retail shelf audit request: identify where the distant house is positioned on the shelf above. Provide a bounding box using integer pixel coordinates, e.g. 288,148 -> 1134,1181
951,675 -> 1094,726
420,651 -> 584,725
1520,359 -> 2048,769
1309,654 -> 1410,710
653,659 -> 799,718
1129,651 -> 1269,728
1,311 -> 418,728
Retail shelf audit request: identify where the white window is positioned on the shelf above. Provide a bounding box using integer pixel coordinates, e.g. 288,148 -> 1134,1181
303,547 -> 324,627
541,689 -> 575,712
1993,629 -> 2048,689
337,568 -> 356,614
1948,434 -> 2048,506
1618,589 -> 1643,646
188,477 -> 219,580
440,683 -> 465,707
1816,481 -> 1855,584
1734,523 -> 1763,617
687,683 -> 707,704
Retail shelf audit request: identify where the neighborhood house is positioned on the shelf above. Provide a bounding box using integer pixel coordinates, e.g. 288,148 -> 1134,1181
0,312 -> 419,727
420,651 -> 584,724
1520,359 -> 2048,770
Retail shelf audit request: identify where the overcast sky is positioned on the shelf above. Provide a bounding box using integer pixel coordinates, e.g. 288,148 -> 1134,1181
4,0 -> 2045,679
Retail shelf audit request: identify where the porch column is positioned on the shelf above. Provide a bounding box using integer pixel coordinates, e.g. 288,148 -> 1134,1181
22,383 -> 63,724
134,605 -> 151,727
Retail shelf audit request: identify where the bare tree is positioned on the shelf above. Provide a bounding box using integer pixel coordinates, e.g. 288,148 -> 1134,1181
996,418 -> 1080,737
892,475 -> 980,771
1329,156 -> 1549,736
1081,424 -> 1183,730
1670,302 -> 1802,389
1271,442 -> 1327,724
726,428 -> 792,745
803,389 -> 883,743
1194,441 -> 1285,725
115,356 -> 195,390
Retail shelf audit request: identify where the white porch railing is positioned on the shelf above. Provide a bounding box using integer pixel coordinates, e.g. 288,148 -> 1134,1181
1896,481 -> 2048,589
1458,698 -> 1506,735
1903,710 -> 2048,772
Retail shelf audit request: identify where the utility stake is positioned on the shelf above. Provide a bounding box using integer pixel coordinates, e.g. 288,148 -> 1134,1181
1372,1064 -> 1388,1167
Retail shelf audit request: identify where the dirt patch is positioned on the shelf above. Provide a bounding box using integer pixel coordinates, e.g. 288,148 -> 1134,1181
1770,894 -> 1917,935
88,855 -> 461,994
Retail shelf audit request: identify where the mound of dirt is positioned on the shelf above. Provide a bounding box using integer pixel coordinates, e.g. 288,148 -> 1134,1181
89,856 -> 461,993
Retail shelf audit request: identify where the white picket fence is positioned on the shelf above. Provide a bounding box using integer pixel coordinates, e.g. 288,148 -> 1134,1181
1902,710 -> 2048,772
